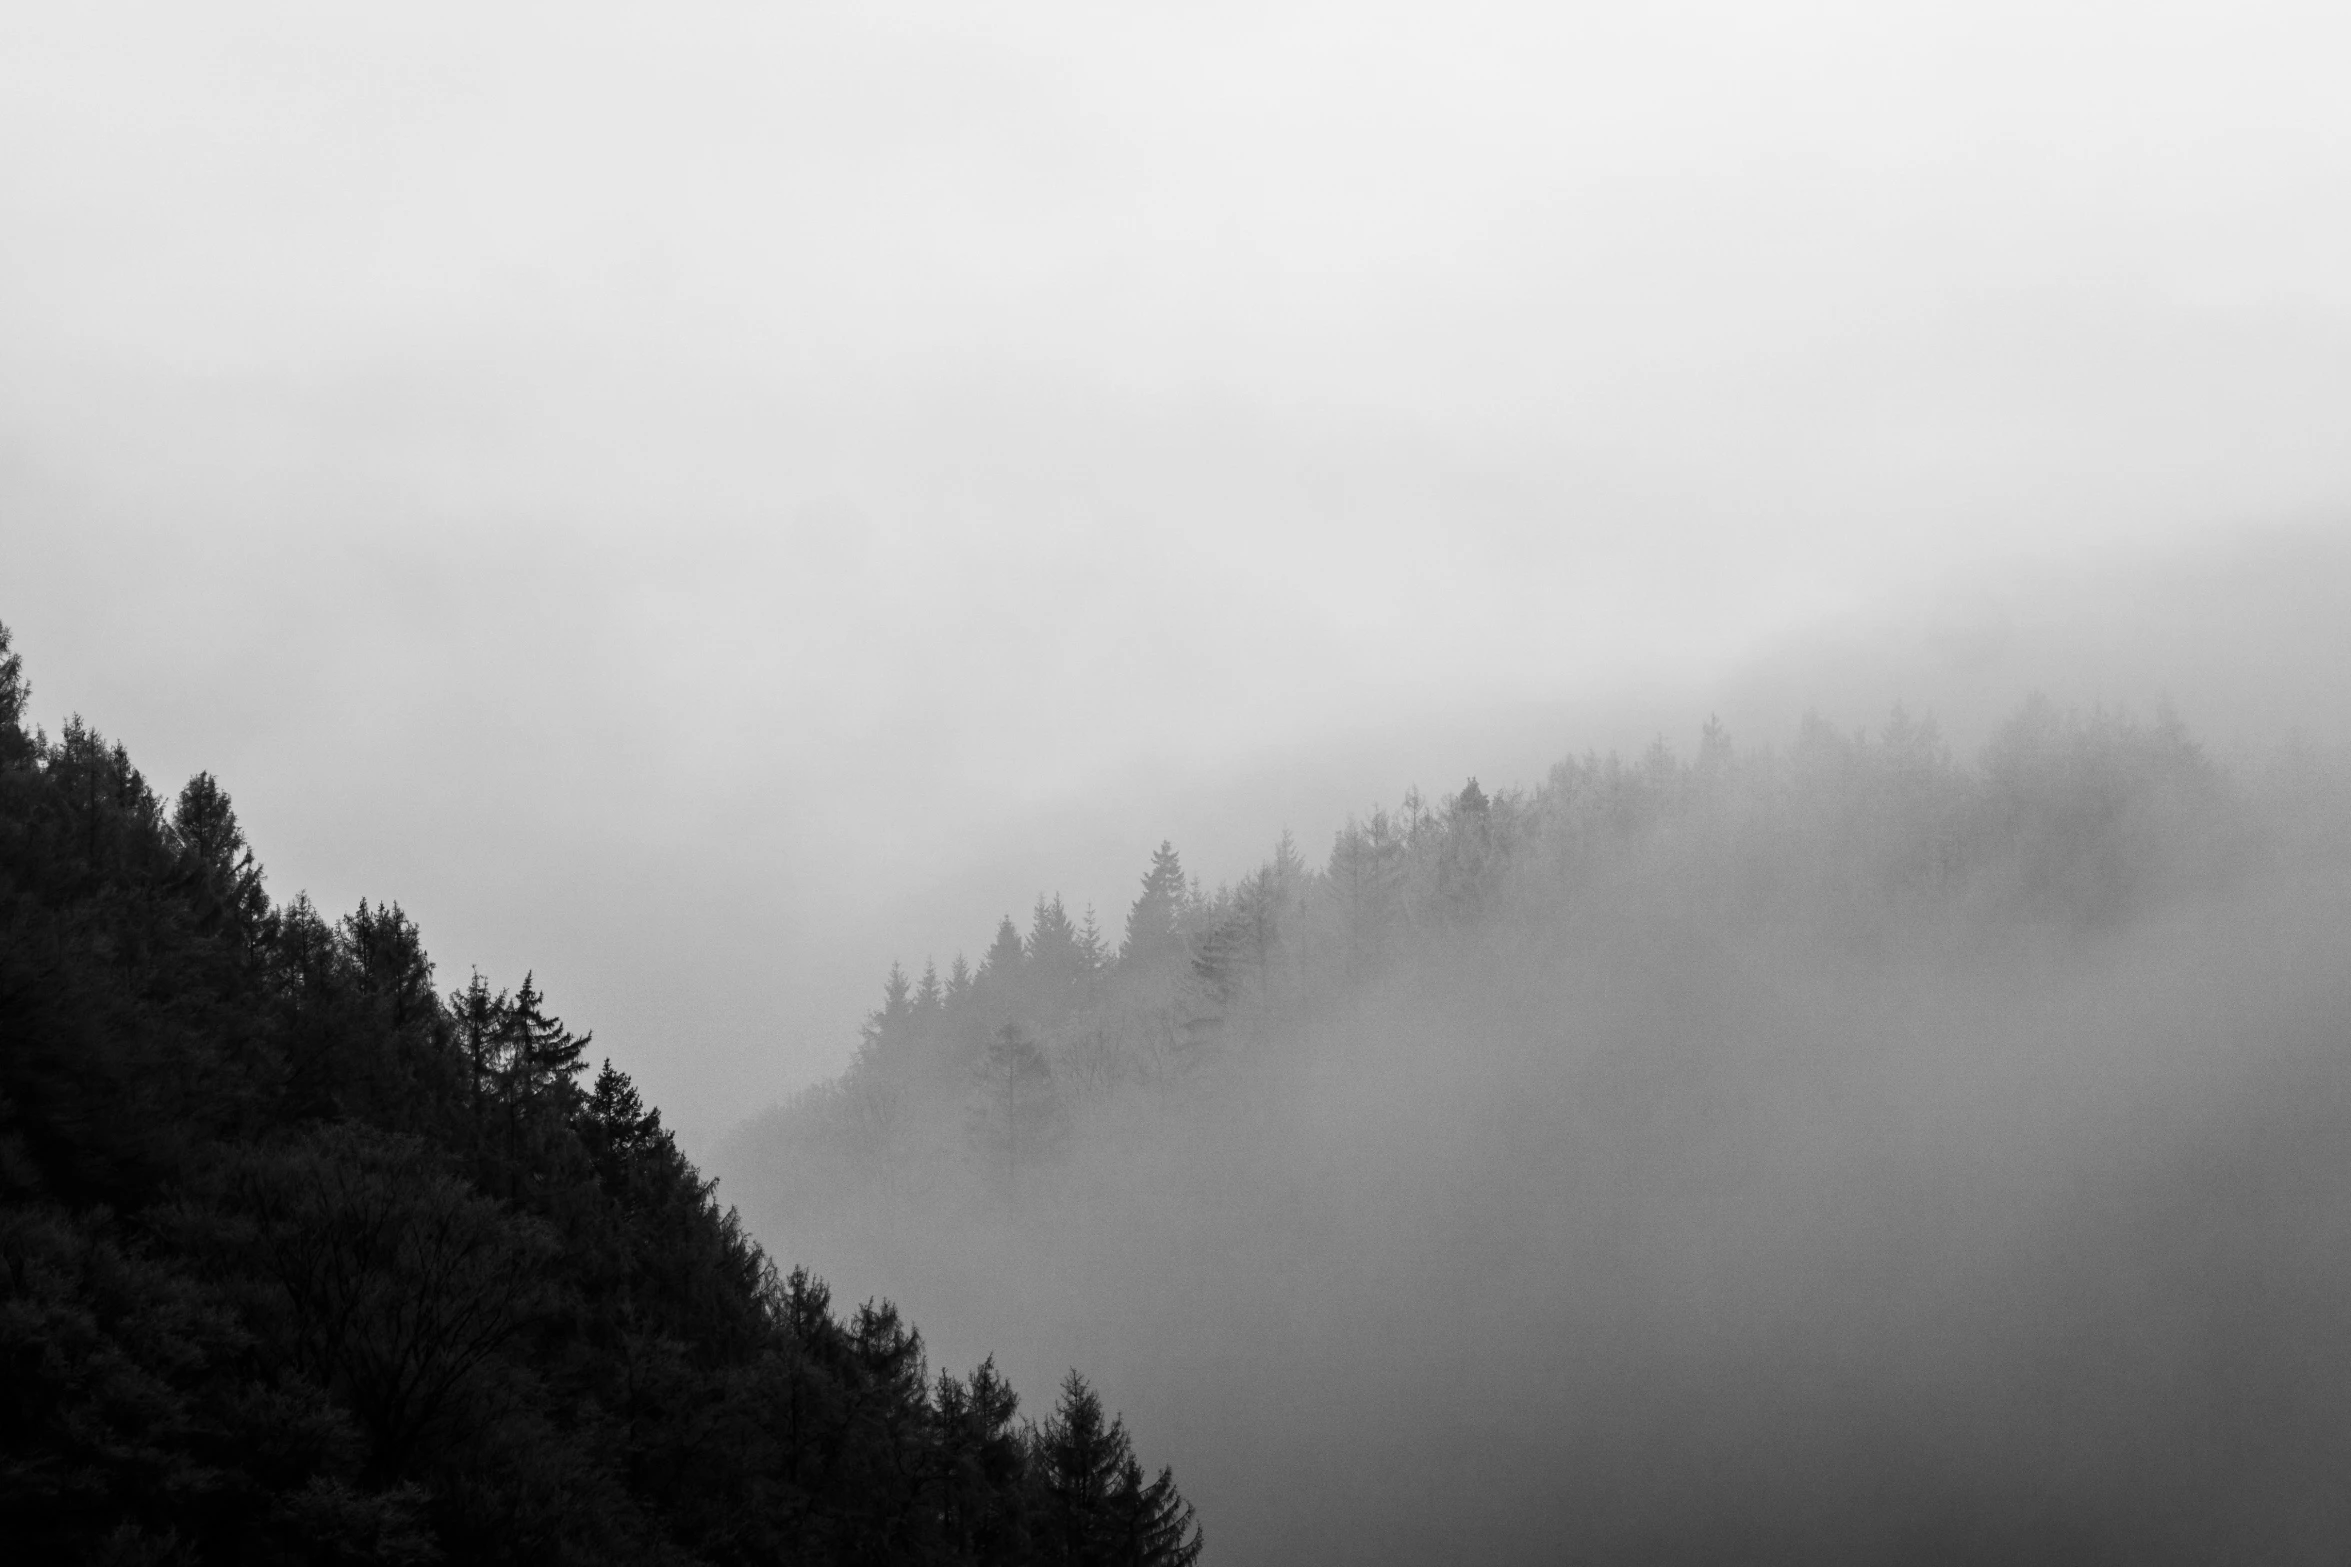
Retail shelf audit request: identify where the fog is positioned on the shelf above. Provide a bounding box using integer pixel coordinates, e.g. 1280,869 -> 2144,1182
9,1 -> 2351,1143
718,678 -> 2351,1561
8,2 -> 2351,1558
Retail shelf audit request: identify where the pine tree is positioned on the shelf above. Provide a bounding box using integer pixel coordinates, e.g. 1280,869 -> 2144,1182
0,619 -> 31,767
447,970 -> 505,1130
1120,842 -> 1187,965
1108,1455 -> 1205,1567
502,972 -> 589,1109
340,900 -> 434,1031
1031,1372 -> 1202,1566
936,1356 -> 1029,1564
1437,776 -> 1499,919
981,917 -> 1026,982
1032,1372 -> 1125,1563
1271,828 -> 1304,894
580,1058 -> 666,1178
0,620 -> 20,715
173,772 -> 272,938
862,961 -> 915,1058
1028,894 -> 1085,988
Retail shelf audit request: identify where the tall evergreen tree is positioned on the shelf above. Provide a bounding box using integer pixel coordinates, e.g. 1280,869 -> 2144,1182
0,618 -> 31,767
1030,1373 -> 1203,1567
863,960 -> 916,1057
503,970 -> 588,1100
982,916 -> 1027,982
1120,842 -> 1187,965
449,970 -> 504,1123
1028,894 -> 1086,990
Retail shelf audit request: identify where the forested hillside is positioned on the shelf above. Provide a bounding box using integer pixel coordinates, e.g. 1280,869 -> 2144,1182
0,620 -> 1200,1567
724,696 -> 2351,1564
732,700 -> 2277,1216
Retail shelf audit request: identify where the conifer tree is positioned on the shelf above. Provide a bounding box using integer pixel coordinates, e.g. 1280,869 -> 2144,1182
936,1356 -> 1029,1564
1108,1455 -> 1205,1567
1272,828 -> 1304,889
340,900 -> 434,1030
449,970 -> 505,1122
1031,1372 -> 1202,1566
1437,776 -> 1498,918
580,1058 -> 665,1176
1033,1372 -> 1126,1562
1120,842 -> 1187,965
497,973 -> 588,1141
862,961 -> 915,1057
982,916 -> 1026,981
0,619 -> 30,767
173,772 -> 271,937
1028,894 -> 1085,987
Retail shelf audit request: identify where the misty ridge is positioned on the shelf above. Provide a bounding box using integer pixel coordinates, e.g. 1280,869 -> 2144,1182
10,4 -> 2351,1562
719,693 -> 2351,1564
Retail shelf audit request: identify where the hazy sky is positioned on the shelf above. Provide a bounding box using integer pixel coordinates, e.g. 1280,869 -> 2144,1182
5,1 -> 2349,1139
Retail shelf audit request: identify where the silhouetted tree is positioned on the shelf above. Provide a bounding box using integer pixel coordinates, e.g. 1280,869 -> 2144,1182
1120,842 -> 1187,965
982,916 -> 1027,983
1030,1372 -> 1203,1567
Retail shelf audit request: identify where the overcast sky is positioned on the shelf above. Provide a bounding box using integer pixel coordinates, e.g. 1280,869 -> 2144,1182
5,1 -> 2349,1140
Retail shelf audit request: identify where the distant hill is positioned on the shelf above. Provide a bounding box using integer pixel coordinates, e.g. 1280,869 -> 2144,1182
0,618 -> 1200,1567
722,693 -> 2351,1565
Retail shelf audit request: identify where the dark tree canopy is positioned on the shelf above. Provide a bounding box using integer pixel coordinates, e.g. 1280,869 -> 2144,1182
1119,842 -> 1186,965
0,620 -> 1200,1566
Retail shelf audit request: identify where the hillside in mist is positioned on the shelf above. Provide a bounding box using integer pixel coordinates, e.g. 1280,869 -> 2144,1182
722,694 -> 2351,1564
0,620 -> 1200,1567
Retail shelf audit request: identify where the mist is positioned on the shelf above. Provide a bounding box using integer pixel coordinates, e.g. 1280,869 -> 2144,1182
715,675 -> 2351,1561
11,0 -> 2351,1147
10,2 -> 2351,1560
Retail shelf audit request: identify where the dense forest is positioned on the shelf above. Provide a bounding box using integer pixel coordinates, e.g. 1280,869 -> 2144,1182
0,619 -> 1202,1567
724,692 -> 2351,1563
734,700 -> 2286,1214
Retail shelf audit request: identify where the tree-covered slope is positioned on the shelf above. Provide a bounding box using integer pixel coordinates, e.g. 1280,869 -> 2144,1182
0,620 -> 1201,1567
725,697 -> 2351,1565
732,700 -> 2269,1221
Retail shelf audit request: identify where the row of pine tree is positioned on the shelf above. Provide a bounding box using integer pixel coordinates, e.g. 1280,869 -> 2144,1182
744,691 -> 2276,1212
0,620 -> 1202,1566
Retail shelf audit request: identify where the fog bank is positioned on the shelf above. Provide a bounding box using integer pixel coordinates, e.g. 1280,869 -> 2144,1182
720,691 -> 2351,1562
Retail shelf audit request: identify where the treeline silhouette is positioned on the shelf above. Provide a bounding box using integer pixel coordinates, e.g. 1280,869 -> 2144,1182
737,699 -> 2271,1211
0,620 -> 1201,1567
